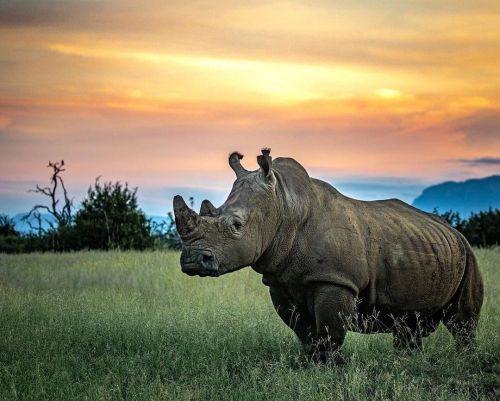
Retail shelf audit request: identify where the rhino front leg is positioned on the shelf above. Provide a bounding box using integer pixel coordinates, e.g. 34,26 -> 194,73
269,286 -> 316,353
312,284 -> 356,364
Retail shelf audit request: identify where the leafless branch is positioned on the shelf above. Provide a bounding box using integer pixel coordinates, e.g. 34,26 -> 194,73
22,209 -> 45,236
26,160 -> 73,233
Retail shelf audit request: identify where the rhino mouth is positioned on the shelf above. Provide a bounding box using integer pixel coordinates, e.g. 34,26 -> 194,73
182,263 -> 221,277
180,248 -> 221,277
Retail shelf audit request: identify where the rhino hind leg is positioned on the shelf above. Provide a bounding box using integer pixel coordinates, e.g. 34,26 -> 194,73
442,246 -> 484,347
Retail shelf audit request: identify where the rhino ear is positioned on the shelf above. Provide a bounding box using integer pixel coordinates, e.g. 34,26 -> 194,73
257,148 -> 272,179
229,151 -> 247,177
200,199 -> 218,217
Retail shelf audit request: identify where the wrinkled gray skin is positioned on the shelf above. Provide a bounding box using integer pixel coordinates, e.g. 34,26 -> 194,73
174,149 -> 484,363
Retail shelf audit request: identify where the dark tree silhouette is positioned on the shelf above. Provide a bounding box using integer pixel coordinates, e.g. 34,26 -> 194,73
74,178 -> 152,250
0,215 -> 19,237
434,208 -> 500,247
24,160 -> 73,232
0,214 -> 23,253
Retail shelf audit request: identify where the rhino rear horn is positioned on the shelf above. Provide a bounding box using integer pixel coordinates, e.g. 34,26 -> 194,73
200,199 -> 218,217
173,195 -> 202,238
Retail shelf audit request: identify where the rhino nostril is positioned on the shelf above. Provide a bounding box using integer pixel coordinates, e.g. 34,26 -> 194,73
202,254 -> 214,263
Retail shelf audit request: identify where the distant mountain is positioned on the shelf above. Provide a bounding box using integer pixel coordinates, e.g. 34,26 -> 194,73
412,175 -> 500,217
13,213 -> 57,233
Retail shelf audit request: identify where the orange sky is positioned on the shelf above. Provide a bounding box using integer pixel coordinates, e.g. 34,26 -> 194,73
0,1 -> 499,214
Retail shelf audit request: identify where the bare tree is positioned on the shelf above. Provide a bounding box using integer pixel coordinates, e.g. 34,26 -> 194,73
24,160 -> 73,232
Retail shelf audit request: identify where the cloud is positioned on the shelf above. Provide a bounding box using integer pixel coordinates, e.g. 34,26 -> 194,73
1,93 -> 497,189
455,157 -> 500,165
453,109 -> 500,146
2,1 -> 500,75
0,1 -> 98,27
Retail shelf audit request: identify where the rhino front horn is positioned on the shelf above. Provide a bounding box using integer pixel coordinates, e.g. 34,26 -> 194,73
173,195 -> 201,238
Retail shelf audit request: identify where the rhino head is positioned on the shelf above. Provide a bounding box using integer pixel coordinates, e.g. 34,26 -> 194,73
174,148 -> 279,277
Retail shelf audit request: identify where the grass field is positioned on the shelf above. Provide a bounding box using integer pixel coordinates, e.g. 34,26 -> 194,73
0,250 -> 498,401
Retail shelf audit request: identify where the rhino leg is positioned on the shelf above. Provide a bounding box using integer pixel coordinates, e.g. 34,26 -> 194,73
269,286 -> 316,351
443,247 -> 484,347
311,284 -> 356,364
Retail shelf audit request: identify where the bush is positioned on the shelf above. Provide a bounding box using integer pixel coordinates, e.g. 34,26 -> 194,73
0,215 -> 18,237
0,159 -> 183,252
74,179 -> 153,250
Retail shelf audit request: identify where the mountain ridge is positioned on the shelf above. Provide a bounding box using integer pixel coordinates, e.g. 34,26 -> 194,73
412,175 -> 500,217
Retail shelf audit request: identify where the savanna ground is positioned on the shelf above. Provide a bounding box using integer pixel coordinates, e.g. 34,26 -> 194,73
0,250 -> 498,401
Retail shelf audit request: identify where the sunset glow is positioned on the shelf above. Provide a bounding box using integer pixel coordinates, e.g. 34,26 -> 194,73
0,1 -> 499,214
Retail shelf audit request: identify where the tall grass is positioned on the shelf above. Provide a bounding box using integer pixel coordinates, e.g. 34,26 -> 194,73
0,249 -> 498,400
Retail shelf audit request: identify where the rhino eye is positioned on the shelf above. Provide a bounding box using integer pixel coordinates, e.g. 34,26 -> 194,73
232,219 -> 243,231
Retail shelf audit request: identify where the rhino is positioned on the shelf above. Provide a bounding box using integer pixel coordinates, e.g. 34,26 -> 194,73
173,149 -> 483,363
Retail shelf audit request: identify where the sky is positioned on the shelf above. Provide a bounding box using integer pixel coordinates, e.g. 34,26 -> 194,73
1,0 -> 499,216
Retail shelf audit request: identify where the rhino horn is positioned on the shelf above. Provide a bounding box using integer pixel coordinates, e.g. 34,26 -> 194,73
229,151 -> 247,177
173,195 -> 202,238
200,199 -> 218,217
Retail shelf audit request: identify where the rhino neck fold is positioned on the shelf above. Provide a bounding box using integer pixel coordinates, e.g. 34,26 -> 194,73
251,168 -> 315,277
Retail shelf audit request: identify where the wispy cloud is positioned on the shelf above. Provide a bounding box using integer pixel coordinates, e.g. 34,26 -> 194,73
44,42 -> 422,104
0,1 -> 97,27
455,157 -> 500,165
452,109 -> 500,146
